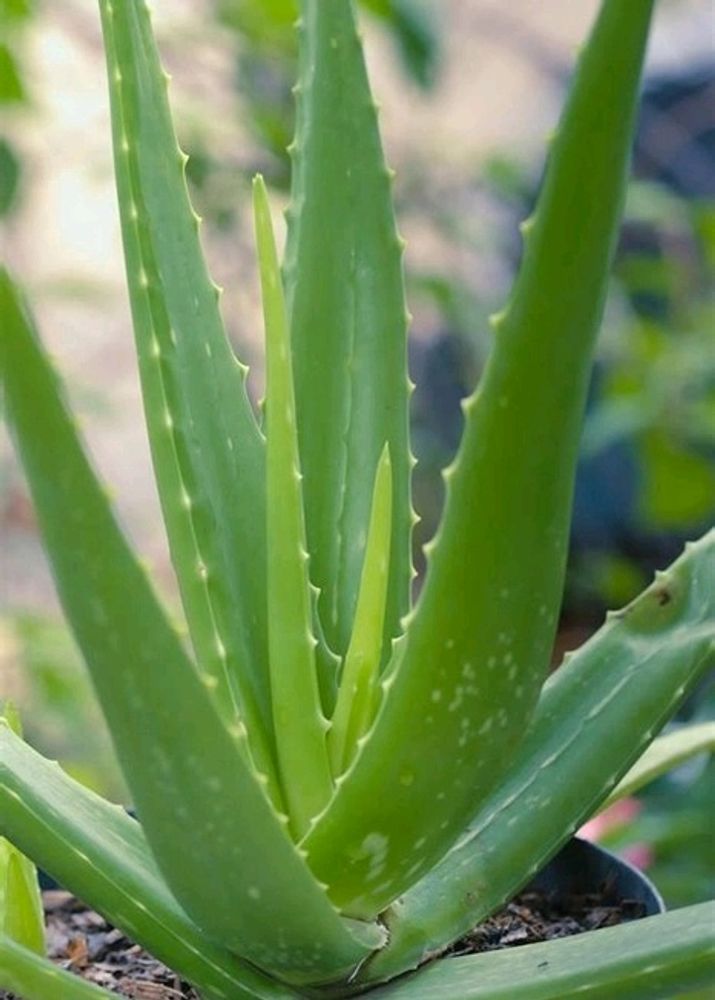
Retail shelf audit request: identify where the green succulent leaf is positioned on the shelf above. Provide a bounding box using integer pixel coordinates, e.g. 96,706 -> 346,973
0,848 -> 44,958
0,722 -> 295,1000
0,272 -> 382,984
600,720 -> 715,812
98,0 -> 278,797
330,444 -> 393,777
0,935 -> 114,1000
369,903 -> 715,1000
303,0 -> 655,919
284,0 -> 413,661
367,529 -> 714,983
0,710 -> 44,959
254,174 -> 333,838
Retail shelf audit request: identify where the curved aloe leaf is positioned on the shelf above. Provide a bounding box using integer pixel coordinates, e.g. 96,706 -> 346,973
303,0 -> 655,918
254,175 -> 333,837
0,723 -> 296,1000
369,903 -> 715,1000
0,936 -> 114,1000
600,720 -> 715,812
366,530 -> 714,983
98,0 -> 278,797
0,273 -> 382,983
284,0 -> 413,660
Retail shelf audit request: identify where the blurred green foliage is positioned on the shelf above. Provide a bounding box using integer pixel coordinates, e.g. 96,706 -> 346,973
0,0 -> 33,218
0,137 -> 21,217
0,44 -> 25,103
2,615 -> 125,801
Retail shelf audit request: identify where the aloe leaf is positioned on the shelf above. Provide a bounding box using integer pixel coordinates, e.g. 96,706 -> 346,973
303,0 -> 655,918
366,530 -> 714,983
0,707 -> 44,956
284,0 -> 413,660
254,174 -> 333,838
98,0 -> 278,795
0,936 -> 114,1000
368,903 -> 715,1000
0,851 -> 44,958
329,445 -> 393,777
600,720 -> 715,812
0,723 -> 297,1000
0,273 -> 383,983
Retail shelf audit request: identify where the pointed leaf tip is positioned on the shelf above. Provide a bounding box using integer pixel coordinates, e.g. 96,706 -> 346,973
329,443 -> 394,776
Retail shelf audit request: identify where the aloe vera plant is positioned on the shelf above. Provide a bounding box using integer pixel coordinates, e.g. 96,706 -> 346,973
1,0 -> 714,997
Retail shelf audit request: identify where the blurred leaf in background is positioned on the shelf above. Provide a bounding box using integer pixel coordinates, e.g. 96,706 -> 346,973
0,0 -> 34,219
597,732 -> 715,909
0,44 -> 25,104
0,0 -> 34,22
0,137 -> 21,217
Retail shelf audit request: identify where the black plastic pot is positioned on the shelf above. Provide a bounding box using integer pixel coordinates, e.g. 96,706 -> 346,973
526,835 -> 664,916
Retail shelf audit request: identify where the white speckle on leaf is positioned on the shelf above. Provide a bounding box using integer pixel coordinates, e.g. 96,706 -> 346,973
358,833 -> 389,884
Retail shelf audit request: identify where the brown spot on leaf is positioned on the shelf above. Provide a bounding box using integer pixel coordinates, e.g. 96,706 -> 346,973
655,587 -> 671,607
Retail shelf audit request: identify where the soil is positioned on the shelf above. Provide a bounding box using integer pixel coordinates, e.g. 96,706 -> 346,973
447,886 -> 646,957
0,892 -> 200,1000
0,886 -> 645,998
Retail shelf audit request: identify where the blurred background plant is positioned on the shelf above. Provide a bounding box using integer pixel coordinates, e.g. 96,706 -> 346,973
1,0 -> 713,911
0,0 -> 35,220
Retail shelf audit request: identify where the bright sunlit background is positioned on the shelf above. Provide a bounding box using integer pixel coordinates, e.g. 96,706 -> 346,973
1,0 -> 714,912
